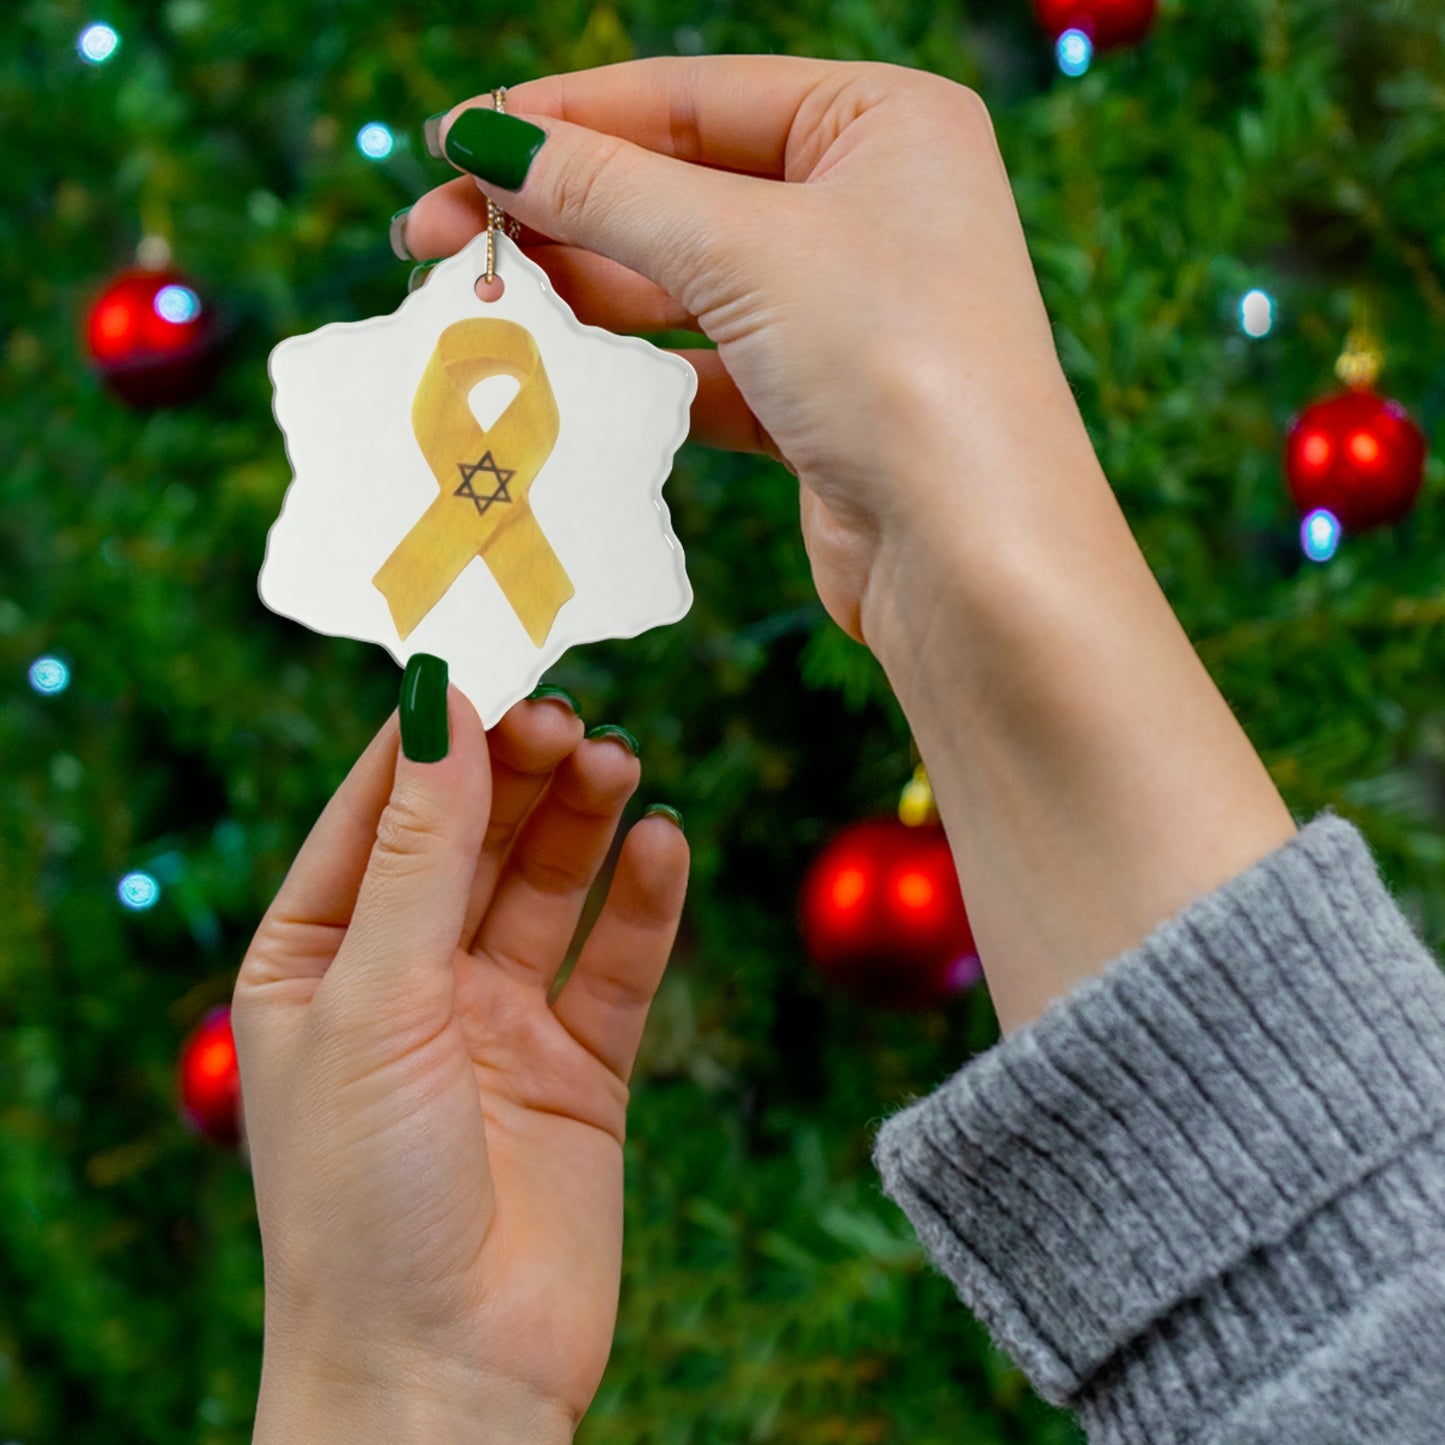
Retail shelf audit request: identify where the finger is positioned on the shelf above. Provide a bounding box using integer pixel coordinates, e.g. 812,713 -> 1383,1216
667,348 -> 788,463
236,714 -> 403,995
325,681 -> 492,1027
460,692 -> 587,948
398,173 -> 554,261
506,56 -> 851,177
551,812 -> 689,1084
471,733 -> 642,992
522,245 -> 699,334
398,188 -> 702,333
434,100 -> 766,309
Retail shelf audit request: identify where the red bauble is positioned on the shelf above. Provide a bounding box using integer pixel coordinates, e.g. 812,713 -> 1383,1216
1034,0 -> 1157,48
178,1006 -> 242,1147
85,267 -> 221,407
800,818 -> 980,1011
1285,388 -> 1427,533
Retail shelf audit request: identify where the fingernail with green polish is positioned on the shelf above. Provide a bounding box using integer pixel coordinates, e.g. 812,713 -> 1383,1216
644,803 -> 684,834
423,111 -> 447,160
585,723 -> 639,756
443,107 -> 546,191
407,260 -> 439,294
400,653 -> 449,762
389,206 -> 413,262
527,683 -> 582,716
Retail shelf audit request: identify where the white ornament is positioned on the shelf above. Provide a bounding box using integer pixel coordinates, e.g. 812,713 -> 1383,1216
260,230 -> 696,725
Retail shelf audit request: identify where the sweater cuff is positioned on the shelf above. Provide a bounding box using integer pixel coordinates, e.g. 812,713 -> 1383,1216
870,812 -> 1445,1405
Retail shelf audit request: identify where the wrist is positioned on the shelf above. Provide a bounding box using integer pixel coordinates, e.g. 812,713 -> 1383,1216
856,339 -> 1113,669
855,390 -> 1295,1033
254,1341 -> 575,1445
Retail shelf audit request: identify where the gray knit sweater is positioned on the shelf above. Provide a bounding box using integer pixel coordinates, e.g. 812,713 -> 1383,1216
870,811 -> 1445,1442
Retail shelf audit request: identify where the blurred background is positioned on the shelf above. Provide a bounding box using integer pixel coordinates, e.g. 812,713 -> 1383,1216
3,0 -> 1445,1440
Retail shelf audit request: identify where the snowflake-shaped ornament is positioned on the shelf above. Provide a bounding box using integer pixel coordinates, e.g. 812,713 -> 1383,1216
260,230 -> 696,725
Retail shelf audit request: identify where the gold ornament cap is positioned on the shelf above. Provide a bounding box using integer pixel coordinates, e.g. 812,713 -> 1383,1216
898,764 -> 938,827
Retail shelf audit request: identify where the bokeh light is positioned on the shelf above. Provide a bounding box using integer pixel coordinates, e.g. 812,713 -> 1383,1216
78,22 -> 120,64
1057,29 -> 1093,76
28,657 -> 70,695
153,284 -> 201,324
118,871 -> 161,910
1240,288 -> 1274,337
356,122 -> 395,159
1301,508 -> 1341,563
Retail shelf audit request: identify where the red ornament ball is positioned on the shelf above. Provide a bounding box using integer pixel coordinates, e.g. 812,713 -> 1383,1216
85,267 -> 221,407
1034,0 -> 1157,49
178,1005 -> 242,1147
800,818 -> 980,1011
1285,388 -> 1427,533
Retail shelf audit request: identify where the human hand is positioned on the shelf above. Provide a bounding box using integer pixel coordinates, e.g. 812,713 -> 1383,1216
401,57 -> 1099,647
233,674 -> 688,1442
399,59 -> 1299,1047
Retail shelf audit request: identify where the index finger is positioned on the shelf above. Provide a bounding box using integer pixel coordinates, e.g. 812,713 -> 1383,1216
477,54 -> 850,180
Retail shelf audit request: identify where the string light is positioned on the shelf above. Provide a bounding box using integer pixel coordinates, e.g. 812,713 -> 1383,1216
118,871 -> 161,911
1057,29 -> 1093,76
1301,508 -> 1341,563
1240,289 -> 1274,338
153,284 -> 201,324
356,122 -> 395,160
78,22 -> 120,64
28,657 -> 70,695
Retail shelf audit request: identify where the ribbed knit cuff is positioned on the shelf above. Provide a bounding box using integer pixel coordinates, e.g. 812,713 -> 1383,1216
870,812 -> 1445,1420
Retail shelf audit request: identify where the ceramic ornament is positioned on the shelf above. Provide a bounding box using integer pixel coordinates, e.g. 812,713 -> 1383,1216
260,230 -> 696,725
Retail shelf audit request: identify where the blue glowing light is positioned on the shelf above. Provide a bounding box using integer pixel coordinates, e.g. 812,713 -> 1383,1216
154,284 -> 201,324
78,22 -> 120,64
357,122 -> 395,160
28,657 -> 70,695
1057,28 -> 1093,77
118,871 -> 161,911
1301,508 -> 1341,563
1240,288 -> 1275,338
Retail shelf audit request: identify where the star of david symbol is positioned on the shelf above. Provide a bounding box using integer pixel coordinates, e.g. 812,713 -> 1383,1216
454,451 -> 515,516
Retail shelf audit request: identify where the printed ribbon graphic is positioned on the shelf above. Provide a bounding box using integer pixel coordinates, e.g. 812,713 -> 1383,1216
373,317 -> 573,646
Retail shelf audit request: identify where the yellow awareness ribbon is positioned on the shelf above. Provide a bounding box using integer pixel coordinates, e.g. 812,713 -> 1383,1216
373,317 -> 573,646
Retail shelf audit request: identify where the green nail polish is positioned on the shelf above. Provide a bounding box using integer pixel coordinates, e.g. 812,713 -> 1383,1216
423,112 -> 447,160
443,107 -> 546,191
389,207 -> 413,262
585,723 -> 639,757
407,260 -> 439,294
400,653 -> 449,762
527,684 -> 582,716
644,803 -> 684,834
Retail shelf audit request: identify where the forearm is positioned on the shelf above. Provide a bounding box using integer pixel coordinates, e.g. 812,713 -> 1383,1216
860,369 -> 1297,1034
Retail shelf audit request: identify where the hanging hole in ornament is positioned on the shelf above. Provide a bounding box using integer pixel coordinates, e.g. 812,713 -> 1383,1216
475,273 -> 506,303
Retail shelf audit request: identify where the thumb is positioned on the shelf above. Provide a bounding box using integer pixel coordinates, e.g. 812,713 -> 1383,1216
437,103 -> 759,314
326,655 -> 490,1024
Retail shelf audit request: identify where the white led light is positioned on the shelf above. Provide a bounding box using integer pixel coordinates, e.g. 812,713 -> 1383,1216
357,122 -> 395,160
118,871 -> 161,910
154,284 -> 201,324
1301,508 -> 1341,563
1240,288 -> 1275,338
78,23 -> 120,64
28,657 -> 70,694
1057,29 -> 1093,77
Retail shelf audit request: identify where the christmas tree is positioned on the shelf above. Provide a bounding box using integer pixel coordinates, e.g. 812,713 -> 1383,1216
3,1 -> 1443,1441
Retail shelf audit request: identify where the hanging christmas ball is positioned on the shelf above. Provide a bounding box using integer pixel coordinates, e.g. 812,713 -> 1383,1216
1034,0 -> 1157,50
800,818 -> 980,1011
178,1005 -> 242,1147
1285,388 -> 1427,533
85,266 -> 222,407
